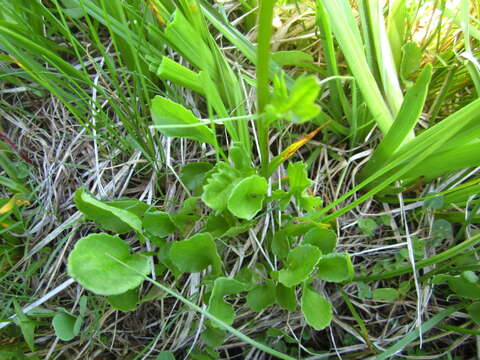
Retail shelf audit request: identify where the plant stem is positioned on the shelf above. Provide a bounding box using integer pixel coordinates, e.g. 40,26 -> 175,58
256,0 -> 275,174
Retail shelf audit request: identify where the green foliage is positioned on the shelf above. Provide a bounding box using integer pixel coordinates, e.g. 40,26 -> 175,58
107,288 -> 138,312
74,189 -> 142,234
227,175 -> 268,220
52,312 -> 78,341
372,288 -> 399,302
266,75 -> 321,123
316,253 -> 354,283
168,233 -> 222,275
151,96 -> 216,145
301,286 -> 332,330
67,233 -> 149,296
278,245 -> 321,287
246,281 -> 276,312
207,277 -> 245,327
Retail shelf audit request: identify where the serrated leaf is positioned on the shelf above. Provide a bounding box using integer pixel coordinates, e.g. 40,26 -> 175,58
52,312 -> 78,341
275,283 -> 297,312
316,253 -> 354,283
246,280 -> 276,312
267,75 -> 321,123
301,286 -> 332,330
227,175 -> 267,220
106,288 -> 138,312
302,227 -> 337,254
202,162 -> 242,212
168,233 -> 222,275
181,162 -> 213,195
143,211 -> 176,238
151,96 -> 216,145
74,188 -> 142,234
278,244 -> 321,287
207,277 -> 246,328
67,233 -> 149,296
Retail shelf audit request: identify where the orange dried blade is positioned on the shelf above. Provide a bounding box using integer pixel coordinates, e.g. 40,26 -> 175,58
280,121 -> 331,161
1,222 -> 9,228
15,200 -> 30,206
0,197 -> 16,215
146,0 -> 166,26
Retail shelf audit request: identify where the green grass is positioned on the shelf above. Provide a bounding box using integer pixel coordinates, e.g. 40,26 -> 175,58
1,0 -> 480,359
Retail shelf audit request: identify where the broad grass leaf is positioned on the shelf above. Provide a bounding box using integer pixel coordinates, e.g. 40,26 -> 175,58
246,280 -> 276,312
74,188 -> 142,234
301,286 -> 332,330
151,96 -> 216,145
67,233 -> 149,296
202,162 -> 242,212
302,227 -> 337,254
271,51 -> 314,67
278,244 -> 321,287
401,42 -> 421,81
207,277 -> 246,328
52,312 -> 78,341
316,253 -> 354,283
275,283 -> 297,312
106,288 -> 138,312
168,233 -> 222,275
227,174 -> 267,220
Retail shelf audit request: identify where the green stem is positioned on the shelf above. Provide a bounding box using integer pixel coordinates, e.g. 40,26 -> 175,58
354,233 -> 480,282
256,0 -> 275,173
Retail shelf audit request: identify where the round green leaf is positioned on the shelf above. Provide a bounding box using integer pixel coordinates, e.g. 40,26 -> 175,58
67,233 -> 149,296
316,253 -> 354,283
275,283 -> 297,312
168,233 -> 222,274
107,288 -> 139,312
52,312 -> 78,341
246,281 -> 276,312
278,244 -> 321,287
208,277 -> 246,328
301,286 -> 332,330
302,228 -> 337,254
143,211 -> 176,238
227,175 -> 268,220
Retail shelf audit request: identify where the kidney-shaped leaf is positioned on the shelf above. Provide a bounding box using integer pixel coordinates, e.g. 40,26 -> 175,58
151,96 -> 216,145
278,244 -> 321,287
168,233 -> 222,275
302,227 -> 337,254
68,233 -> 149,296
143,211 -> 176,238
74,189 -> 142,234
208,277 -> 246,328
227,175 -> 268,220
53,312 -> 78,341
107,288 -> 138,312
316,253 -> 354,283
246,280 -> 276,312
301,286 -> 332,330
202,162 -> 241,212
